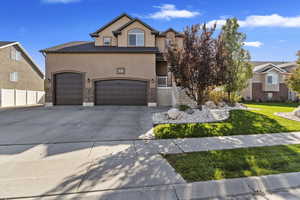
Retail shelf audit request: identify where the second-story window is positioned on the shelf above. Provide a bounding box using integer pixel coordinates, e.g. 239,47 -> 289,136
11,48 -> 22,61
267,73 -> 278,84
103,37 -> 112,46
165,39 -> 173,48
128,29 -> 144,46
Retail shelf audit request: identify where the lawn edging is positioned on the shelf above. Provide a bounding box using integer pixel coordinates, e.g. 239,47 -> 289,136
174,172 -> 300,199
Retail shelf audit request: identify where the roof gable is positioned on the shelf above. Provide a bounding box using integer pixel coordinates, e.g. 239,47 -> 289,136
0,41 -> 44,78
254,63 -> 287,73
159,28 -> 184,37
113,18 -> 159,36
90,13 -> 133,37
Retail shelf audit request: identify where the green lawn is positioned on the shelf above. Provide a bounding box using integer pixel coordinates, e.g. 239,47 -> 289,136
154,103 -> 300,139
165,144 -> 300,182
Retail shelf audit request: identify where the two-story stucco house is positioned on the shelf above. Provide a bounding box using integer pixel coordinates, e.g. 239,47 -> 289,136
41,13 -> 183,106
0,41 -> 44,107
241,61 -> 299,102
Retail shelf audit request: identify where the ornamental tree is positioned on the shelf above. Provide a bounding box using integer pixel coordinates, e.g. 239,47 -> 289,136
220,18 -> 253,103
167,24 -> 227,108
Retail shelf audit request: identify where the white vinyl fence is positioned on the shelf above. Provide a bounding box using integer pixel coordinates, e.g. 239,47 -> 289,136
0,89 -> 45,108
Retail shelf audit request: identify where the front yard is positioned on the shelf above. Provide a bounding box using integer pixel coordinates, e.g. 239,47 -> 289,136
154,103 -> 300,139
165,144 -> 300,182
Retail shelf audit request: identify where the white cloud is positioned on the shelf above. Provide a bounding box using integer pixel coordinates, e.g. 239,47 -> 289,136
208,14 -> 300,28
149,4 -> 200,20
42,0 -> 80,4
244,41 -> 263,48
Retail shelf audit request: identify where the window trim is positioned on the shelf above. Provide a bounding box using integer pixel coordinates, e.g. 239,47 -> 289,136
10,72 -> 18,82
103,36 -> 112,46
128,28 -> 145,47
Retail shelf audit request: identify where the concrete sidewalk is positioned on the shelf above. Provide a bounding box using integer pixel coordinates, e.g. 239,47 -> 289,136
137,131 -> 300,155
19,172 -> 300,200
2,131 -> 300,199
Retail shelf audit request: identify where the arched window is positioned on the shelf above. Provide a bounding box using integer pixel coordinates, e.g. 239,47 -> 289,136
128,29 -> 144,46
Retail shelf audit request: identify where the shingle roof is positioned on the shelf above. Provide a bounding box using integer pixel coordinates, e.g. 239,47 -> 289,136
40,41 -> 159,53
0,41 -> 16,48
277,62 -> 298,69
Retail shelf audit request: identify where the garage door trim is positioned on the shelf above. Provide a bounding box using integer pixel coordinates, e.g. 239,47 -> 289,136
52,71 -> 86,105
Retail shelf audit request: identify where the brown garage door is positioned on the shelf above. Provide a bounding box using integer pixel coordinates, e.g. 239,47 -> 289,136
95,80 -> 147,105
54,73 -> 83,105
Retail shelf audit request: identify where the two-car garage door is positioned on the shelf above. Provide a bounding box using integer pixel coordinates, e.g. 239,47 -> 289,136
95,80 -> 147,105
54,73 -> 147,105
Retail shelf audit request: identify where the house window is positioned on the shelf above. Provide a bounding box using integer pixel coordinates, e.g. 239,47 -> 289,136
128,29 -> 144,46
16,50 -> 21,61
165,39 -> 173,48
10,72 -> 18,82
266,73 -> 278,84
11,48 -> 21,61
103,37 -> 112,46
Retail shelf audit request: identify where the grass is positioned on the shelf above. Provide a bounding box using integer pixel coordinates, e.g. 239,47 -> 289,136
165,144 -> 300,182
154,102 -> 300,139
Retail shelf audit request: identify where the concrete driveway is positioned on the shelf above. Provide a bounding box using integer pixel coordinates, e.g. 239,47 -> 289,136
0,106 -> 185,199
0,106 -> 157,145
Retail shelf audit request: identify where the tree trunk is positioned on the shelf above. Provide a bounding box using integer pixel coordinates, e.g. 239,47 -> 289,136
227,91 -> 231,104
197,90 -> 205,111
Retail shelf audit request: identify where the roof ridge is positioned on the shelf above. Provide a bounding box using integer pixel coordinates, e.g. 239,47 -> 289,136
90,13 -> 133,37
113,17 -> 159,36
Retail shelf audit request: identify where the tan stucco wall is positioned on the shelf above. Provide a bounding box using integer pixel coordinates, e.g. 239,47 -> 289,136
45,53 -> 157,103
156,32 -> 184,52
0,45 -> 44,91
94,16 -> 132,46
117,21 -> 156,47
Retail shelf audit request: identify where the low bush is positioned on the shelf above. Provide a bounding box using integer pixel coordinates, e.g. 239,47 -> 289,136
178,104 -> 190,111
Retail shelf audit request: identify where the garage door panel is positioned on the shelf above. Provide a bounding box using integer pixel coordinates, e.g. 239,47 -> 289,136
55,73 -> 83,105
95,80 -> 147,105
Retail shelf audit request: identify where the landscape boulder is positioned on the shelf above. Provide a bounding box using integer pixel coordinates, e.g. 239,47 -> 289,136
167,108 -> 184,120
205,101 -> 218,109
217,101 -> 226,108
186,108 -> 195,115
293,107 -> 300,118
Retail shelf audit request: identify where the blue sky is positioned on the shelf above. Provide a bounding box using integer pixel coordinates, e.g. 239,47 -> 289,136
1,0 -> 300,72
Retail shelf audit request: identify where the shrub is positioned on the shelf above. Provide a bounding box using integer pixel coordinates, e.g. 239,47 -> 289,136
208,90 -> 227,104
178,104 -> 190,111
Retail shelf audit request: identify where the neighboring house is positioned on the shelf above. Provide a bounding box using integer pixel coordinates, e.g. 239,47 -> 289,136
241,61 -> 299,102
0,41 -> 45,107
41,13 -> 184,106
